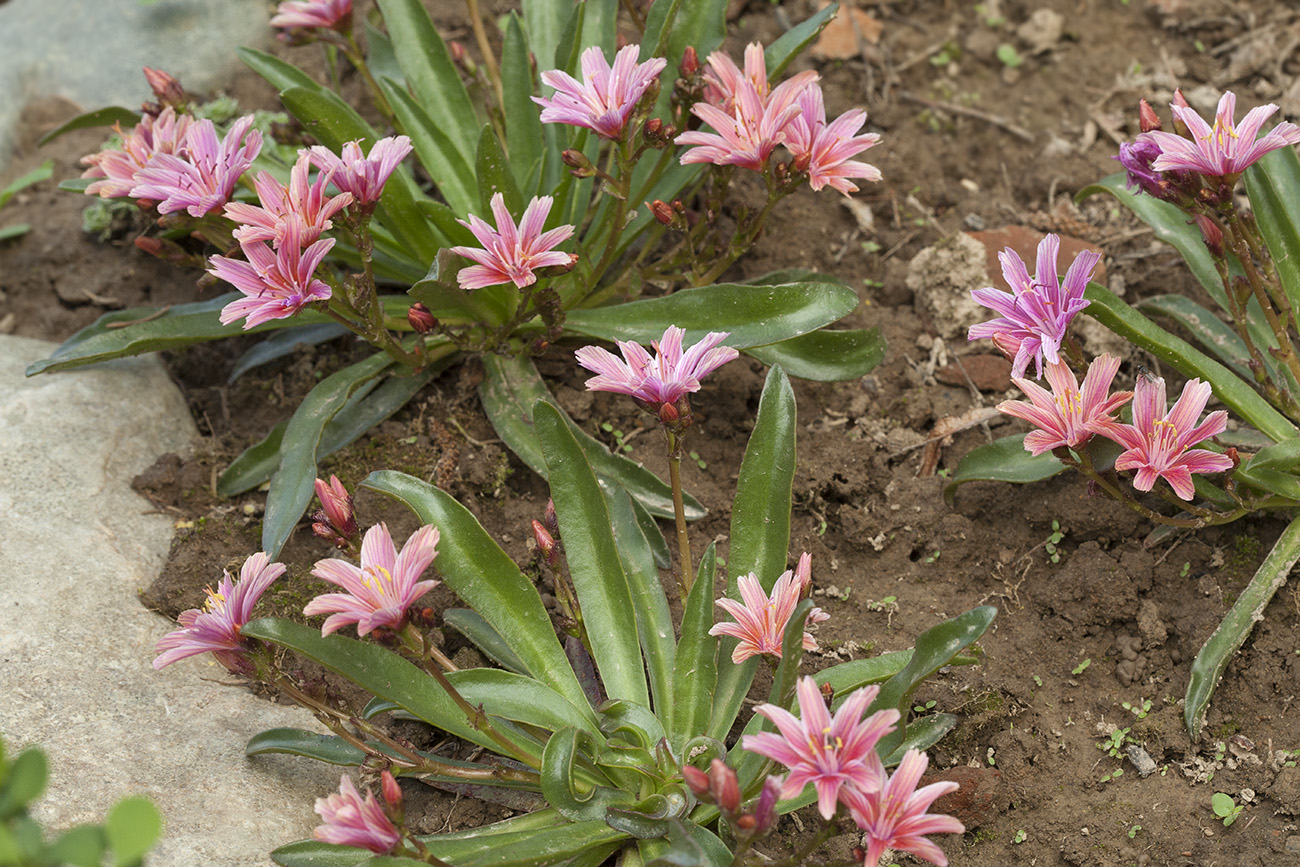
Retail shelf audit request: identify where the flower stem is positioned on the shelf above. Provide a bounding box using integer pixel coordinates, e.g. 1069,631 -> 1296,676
666,430 -> 693,598
464,0 -> 504,109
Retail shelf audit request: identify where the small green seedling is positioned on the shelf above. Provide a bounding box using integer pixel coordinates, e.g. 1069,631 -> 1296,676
1044,520 -> 1066,563
1128,824 -> 1141,838
1180,561 -> 1191,578
1012,829 -> 1027,844
1032,674 -> 1043,687
1122,698 -> 1153,720
599,422 -> 635,454
1211,792 -> 1244,827
688,450 -> 707,469
1072,658 -> 1091,675
866,595 -> 897,613
1100,767 -> 1124,784
913,700 -> 937,715
996,44 -> 1023,68
924,549 -> 941,563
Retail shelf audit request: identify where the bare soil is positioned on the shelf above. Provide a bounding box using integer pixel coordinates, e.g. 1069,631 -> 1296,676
4,1 -> 1300,865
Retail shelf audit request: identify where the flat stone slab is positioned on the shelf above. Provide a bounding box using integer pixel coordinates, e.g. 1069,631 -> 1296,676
0,335 -> 335,866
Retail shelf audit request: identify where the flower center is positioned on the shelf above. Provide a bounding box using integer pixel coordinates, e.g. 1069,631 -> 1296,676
362,564 -> 395,597
202,585 -> 228,615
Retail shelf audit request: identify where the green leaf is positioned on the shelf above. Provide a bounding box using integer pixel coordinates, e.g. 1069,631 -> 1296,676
478,354 -> 703,520
409,249 -> 510,326
1135,294 -> 1274,383
239,45 -> 321,93
541,728 -> 635,822
365,19 -> 402,86
664,0 -> 726,86
870,607 -> 996,756
944,434 -> 1067,506
641,821 -> 731,867
564,282 -> 858,350
1246,437 -> 1300,473
537,401 -> 650,707
1234,464 -> 1300,501
46,826 -> 107,867
0,748 -> 46,818
0,224 -> 31,242
38,107 -> 141,146
263,354 -> 394,556
476,125 -> 525,216
709,366 -> 796,740
0,160 -> 53,208
640,0 -> 683,60
379,78 -> 479,216
228,323 -> 349,384
217,420 -> 286,496
814,650 -> 915,698
631,494 -> 672,570
360,471 -> 590,711
1245,146 -> 1300,326
245,728 -> 367,765
502,13 -> 545,198
764,3 -> 838,80
1083,283 -> 1297,442
880,714 -> 958,765
670,542 -> 719,748
374,0 -> 479,162
1186,514 -> 1300,739
443,609 -> 532,675
744,328 -> 885,381
105,796 -> 162,866
522,0 -> 571,77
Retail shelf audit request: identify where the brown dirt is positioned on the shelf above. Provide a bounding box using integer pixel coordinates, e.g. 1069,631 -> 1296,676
5,1 -> 1300,864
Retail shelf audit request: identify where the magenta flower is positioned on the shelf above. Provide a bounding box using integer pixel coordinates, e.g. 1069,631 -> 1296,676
210,222 -> 334,329
700,43 -> 817,115
967,234 -> 1099,380
783,85 -> 882,196
153,552 -> 284,674
709,553 -> 829,664
844,750 -> 965,867
676,75 -> 809,171
533,45 -> 667,140
308,136 -> 412,206
81,107 -> 194,199
575,326 -> 739,412
1089,375 -> 1233,500
997,355 -> 1132,456
1147,91 -> 1300,178
743,677 -> 900,820
225,151 -> 353,246
313,775 -> 401,854
129,115 -> 261,217
449,193 -> 576,290
272,0 -> 353,32
305,523 -> 440,636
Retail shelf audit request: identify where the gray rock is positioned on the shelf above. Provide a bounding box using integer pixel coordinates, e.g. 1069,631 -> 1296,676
906,232 -> 989,341
0,335 -> 335,866
0,0 -> 271,172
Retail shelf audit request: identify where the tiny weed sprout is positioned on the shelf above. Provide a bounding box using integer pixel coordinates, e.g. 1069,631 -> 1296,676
948,85 -> 1300,740
1012,829 -> 1028,844
1129,823 -> 1142,838
1211,792 -> 1245,826
1073,658 -> 1092,676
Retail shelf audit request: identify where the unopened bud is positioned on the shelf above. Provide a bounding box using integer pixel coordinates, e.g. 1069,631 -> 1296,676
708,759 -> 740,814
1171,88 -> 1192,138
561,149 -> 596,177
449,41 -> 476,75
134,236 -> 164,256
143,67 -> 187,110
649,199 -> 675,225
820,681 -> 835,702
1226,447 -> 1240,468
314,475 -> 358,539
645,118 -> 663,137
1195,214 -> 1224,258
736,814 -> 756,830
381,771 -> 402,809
680,46 -> 700,78
658,401 -> 679,424
1137,98 -> 1161,133
532,519 -> 561,569
752,776 -> 781,836
544,499 -> 559,537
407,302 -> 436,334
681,765 -> 710,799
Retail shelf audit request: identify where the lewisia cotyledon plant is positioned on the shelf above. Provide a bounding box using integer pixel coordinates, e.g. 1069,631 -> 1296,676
224,151 -> 353,246
997,354 -> 1133,455
709,553 -> 829,663
129,115 -> 262,217
843,749 -> 965,867
450,193 -> 577,290
307,135 -> 413,207
209,221 -> 335,329
313,774 -> 401,854
80,107 -> 194,199
533,44 -> 668,140
305,522 -> 440,636
1146,90 -> 1300,179
575,326 -> 739,417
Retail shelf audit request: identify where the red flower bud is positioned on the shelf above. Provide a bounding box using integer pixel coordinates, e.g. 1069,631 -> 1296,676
532,519 -> 561,569
1137,98 -> 1162,133
134,236 -> 164,256
1171,88 -> 1192,138
1195,214 -> 1224,258
407,302 -> 436,334
143,67 -> 187,110
649,199 -> 675,225
381,771 -> 402,809
314,475 -> 358,540
708,759 -> 740,814
658,401 -> 679,424
752,776 -> 781,836
544,499 -> 559,537
561,149 -> 596,177
681,765 -> 710,799
680,46 -> 700,78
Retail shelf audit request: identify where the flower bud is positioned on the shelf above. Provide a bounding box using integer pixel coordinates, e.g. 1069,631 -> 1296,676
680,46 -> 700,78
1137,98 -> 1161,133
544,499 -> 559,537
1195,214 -> 1224,258
1171,88 -> 1192,138
532,519 -> 561,570
649,199 -> 675,225
752,776 -> 781,836
561,149 -> 596,178
708,759 -> 740,814
381,771 -> 403,809
143,67 -> 187,110
681,765 -> 710,799
134,236 -> 164,257
314,475 -> 358,540
820,681 -> 835,702
657,401 -> 679,424
1225,447 -> 1240,469
407,302 -> 436,334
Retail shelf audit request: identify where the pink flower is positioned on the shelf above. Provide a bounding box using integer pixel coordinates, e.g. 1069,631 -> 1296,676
225,151 -> 353,246
676,76 -> 809,171
533,45 -> 667,140
967,234 -> 1099,380
700,43 -> 817,115
449,193 -> 576,290
307,136 -> 412,206
1089,375 -> 1233,500
305,523 -> 440,636
998,355 -> 1132,455
129,115 -> 261,217
313,775 -> 401,854
709,553 -> 829,663
743,677 -> 900,820
574,326 -> 739,412
153,552 -> 284,674
209,222 -> 334,329
271,0 -> 353,32
784,85 -> 882,196
843,750 -> 965,867
1148,91 -> 1300,178
81,107 -> 194,199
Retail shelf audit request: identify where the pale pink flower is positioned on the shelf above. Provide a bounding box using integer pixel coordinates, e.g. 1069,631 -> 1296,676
676,74 -> 809,171
153,552 -> 284,674
700,43 -> 817,114
575,326 -> 738,411
307,136 -> 412,206
1089,375 -> 1233,500
709,553 -> 828,663
313,775 -> 401,854
450,193 -> 576,290
81,107 -> 194,199
305,523 -> 440,636
843,750 -> 964,867
967,234 -> 1100,380
784,85 -> 882,196
743,677 -> 900,820
272,0 -> 353,32
225,151 -> 353,246
209,222 -> 334,329
1148,91 -> 1300,178
129,115 -> 261,217
998,355 -> 1132,455
534,45 -> 667,140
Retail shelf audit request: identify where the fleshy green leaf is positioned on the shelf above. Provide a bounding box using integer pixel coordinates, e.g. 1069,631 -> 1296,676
476,124 -> 525,216
409,248 -> 510,326
541,728 -> 635,822
670,542 -> 718,748
239,45 -> 321,93
764,3 -> 839,80
443,609 -> 532,675
245,728 -> 367,765
46,825 -> 107,867
563,282 -> 858,350
744,328 -> 885,381
0,748 -> 47,817
478,354 -> 703,520
944,434 -> 1067,506
360,471 -> 590,711
378,78 -> 479,216
217,420 -> 287,496
502,13 -> 545,198
38,107 -> 141,146
1186,515 -> 1300,739
262,354 -> 394,556
814,651 -> 915,698
709,366 -> 796,740
522,0 -> 571,77
1245,437 -> 1300,473
1135,294 -> 1276,383
105,796 -> 162,867
228,323 -> 349,384
881,714 -> 958,765
0,160 -> 53,207
537,401 -> 650,707
1245,147 -> 1300,326
641,821 -> 731,867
